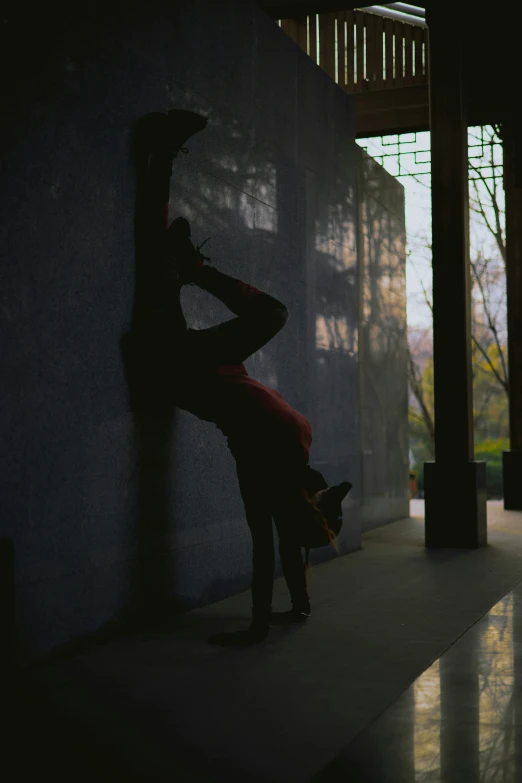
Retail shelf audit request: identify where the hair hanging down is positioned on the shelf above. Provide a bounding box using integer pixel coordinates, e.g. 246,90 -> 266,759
301,488 -> 341,574
303,465 -> 328,496
307,494 -> 340,550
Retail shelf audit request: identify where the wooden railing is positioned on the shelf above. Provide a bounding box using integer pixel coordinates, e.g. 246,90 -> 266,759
280,10 -> 429,92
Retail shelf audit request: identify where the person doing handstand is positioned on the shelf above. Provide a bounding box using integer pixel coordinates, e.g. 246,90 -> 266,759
164,218 -> 351,646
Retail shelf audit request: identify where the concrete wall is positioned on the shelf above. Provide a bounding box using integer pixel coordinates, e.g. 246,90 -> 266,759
1,0 -> 364,663
357,149 -> 410,531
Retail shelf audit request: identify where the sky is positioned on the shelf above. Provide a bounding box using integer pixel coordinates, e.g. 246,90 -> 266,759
357,130 -> 434,330
356,129 -> 505,333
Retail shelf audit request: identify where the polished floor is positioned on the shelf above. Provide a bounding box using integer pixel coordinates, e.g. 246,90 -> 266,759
314,583 -> 522,782
12,501 -> 522,782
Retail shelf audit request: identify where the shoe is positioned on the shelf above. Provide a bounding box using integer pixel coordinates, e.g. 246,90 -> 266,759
134,110 -> 208,158
269,608 -> 310,625
166,217 -> 211,285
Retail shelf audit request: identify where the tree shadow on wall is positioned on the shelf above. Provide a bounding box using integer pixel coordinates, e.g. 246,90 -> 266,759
117,101 -> 367,625
358,151 -> 409,503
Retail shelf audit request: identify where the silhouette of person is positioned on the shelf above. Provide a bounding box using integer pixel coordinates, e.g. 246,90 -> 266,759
130,111 -> 350,647
164,218 -> 350,646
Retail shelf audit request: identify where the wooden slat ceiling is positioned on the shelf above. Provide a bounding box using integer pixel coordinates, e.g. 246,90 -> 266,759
259,0 -> 519,135
260,2 -> 374,18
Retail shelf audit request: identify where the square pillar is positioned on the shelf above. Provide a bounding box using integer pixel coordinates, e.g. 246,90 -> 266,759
424,7 -> 487,547
425,461 -> 487,548
503,451 -> 522,510
502,121 -> 522,510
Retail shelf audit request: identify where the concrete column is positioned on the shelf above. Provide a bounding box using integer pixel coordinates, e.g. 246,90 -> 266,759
502,121 -> 522,510
424,7 -> 487,547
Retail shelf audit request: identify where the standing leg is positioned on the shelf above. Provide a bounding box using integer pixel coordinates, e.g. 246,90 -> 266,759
273,508 -> 311,620
208,462 -> 274,647
269,460 -> 312,624
133,111 -> 207,331
133,118 -> 176,313
239,464 -> 276,625
123,118 -> 180,412
126,112 -> 207,406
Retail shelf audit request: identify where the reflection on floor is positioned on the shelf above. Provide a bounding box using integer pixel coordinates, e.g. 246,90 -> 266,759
11,502 -> 522,783
314,583 -> 522,782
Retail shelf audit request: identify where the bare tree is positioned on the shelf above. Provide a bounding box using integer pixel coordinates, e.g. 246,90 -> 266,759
408,327 -> 434,449
407,125 -> 508,454
468,125 -> 508,396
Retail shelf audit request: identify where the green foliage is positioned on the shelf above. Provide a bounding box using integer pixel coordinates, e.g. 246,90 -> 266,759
408,342 -> 509,497
414,462 -> 425,494
411,440 -> 508,499
484,461 -> 503,499
408,409 -> 433,449
475,437 -> 509,498
475,438 -> 509,457
408,357 -> 434,474
473,344 -> 509,442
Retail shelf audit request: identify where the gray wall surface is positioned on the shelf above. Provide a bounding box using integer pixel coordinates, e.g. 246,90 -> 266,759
357,149 -> 410,531
1,0 -> 365,663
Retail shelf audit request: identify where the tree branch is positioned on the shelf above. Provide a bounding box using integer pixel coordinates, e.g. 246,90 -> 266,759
470,256 -> 509,391
469,160 -> 506,263
407,348 -> 435,443
471,334 -> 508,393
473,381 -> 495,432
488,136 -> 506,263
408,253 -> 433,313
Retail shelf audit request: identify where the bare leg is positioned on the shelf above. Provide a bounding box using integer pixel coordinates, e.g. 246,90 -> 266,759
274,512 -> 310,615
208,461 -> 273,646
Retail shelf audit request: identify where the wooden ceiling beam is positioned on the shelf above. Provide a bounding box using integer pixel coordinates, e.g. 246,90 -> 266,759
259,1 -> 374,19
